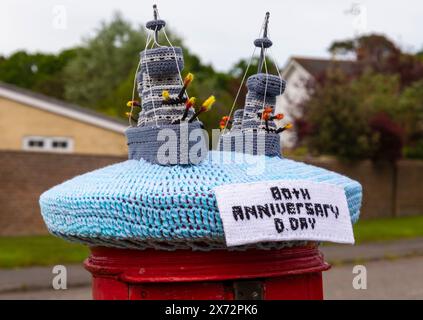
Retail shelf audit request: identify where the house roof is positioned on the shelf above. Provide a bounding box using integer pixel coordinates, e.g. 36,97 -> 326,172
289,56 -> 357,78
0,82 -> 127,133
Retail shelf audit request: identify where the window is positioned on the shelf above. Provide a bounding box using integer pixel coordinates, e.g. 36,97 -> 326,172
22,136 -> 74,153
52,140 -> 68,149
28,139 -> 44,148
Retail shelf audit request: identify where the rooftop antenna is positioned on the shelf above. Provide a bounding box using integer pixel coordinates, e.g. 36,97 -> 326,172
257,12 -> 270,73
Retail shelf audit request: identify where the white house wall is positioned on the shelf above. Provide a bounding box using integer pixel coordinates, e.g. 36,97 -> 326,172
276,60 -> 313,148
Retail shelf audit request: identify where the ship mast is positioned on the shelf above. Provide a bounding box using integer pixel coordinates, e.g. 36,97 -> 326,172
152,4 -> 159,45
257,12 -> 270,73
146,4 -> 166,47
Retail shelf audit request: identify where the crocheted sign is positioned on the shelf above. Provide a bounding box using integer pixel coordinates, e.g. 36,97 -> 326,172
214,180 -> 355,247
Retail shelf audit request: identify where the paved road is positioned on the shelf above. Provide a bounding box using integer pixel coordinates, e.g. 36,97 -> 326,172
321,238 -> 423,264
0,286 -> 91,300
1,256 -> 422,299
324,256 -> 423,300
0,264 -> 89,293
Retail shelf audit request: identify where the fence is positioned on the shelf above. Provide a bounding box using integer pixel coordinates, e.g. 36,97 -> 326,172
305,157 -> 423,219
0,151 -> 124,236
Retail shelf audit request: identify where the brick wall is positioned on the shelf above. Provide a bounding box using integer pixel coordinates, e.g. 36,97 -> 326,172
305,158 -> 396,219
303,157 -> 423,219
0,151 -> 422,236
396,160 -> 423,217
0,151 -> 125,236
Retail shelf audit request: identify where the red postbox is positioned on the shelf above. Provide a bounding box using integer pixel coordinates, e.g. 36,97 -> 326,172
84,243 -> 330,300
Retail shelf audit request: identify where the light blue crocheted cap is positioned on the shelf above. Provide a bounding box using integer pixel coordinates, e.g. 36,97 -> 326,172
40,151 -> 362,250
39,8 -> 362,251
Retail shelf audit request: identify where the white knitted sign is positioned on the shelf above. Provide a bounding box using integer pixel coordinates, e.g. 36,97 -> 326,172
214,180 -> 354,247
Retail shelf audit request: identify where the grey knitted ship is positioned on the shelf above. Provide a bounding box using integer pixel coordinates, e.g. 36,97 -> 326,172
219,12 -> 290,157
126,5 -> 213,165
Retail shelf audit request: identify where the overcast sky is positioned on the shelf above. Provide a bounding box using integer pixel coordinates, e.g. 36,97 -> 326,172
1,0 -> 422,71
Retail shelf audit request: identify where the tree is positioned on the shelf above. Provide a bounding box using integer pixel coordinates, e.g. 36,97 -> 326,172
0,49 -> 77,99
296,34 -> 423,161
299,71 -> 371,160
329,34 -> 423,87
299,70 -> 404,161
62,12 -> 237,132
398,80 -> 423,158
63,13 -> 147,114
0,13 -> 283,136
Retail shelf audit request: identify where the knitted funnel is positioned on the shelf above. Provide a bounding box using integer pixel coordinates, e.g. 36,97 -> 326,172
39,151 -> 362,250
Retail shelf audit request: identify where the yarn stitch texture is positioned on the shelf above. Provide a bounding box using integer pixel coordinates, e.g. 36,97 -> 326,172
127,122 -> 207,164
218,73 -> 285,155
219,131 -> 281,157
39,14 -> 363,251
40,151 -> 362,251
131,45 -> 203,165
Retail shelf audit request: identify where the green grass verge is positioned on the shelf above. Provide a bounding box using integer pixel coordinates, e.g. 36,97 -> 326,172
0,235 -> 88,269
0,216 -> 422,268
354,215 -> 423,243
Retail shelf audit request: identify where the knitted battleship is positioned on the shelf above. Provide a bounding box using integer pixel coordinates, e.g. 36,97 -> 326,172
219,12 -> 289,156
39,7 -> 362,251
126,5 -> 212,165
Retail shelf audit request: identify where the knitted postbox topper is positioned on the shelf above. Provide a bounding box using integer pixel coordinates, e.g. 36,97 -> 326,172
40,8 -> 362,251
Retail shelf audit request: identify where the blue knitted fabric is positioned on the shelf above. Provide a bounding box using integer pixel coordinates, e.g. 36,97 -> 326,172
219,131 -> 281,157
126,122 -> 208,165
40,151 -> 362,250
